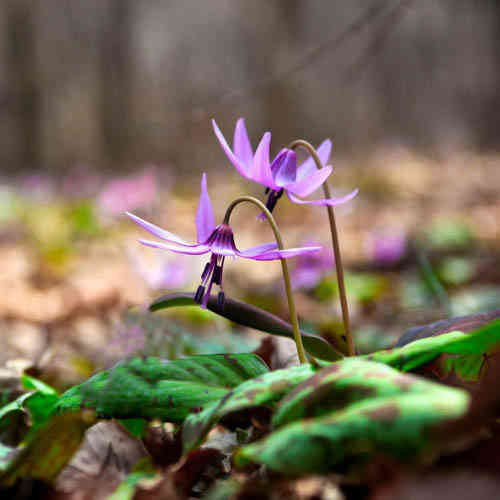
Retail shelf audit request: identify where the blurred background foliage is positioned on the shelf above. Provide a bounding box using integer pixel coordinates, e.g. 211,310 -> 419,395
1,0 -> 500,174
0,0 -> 500,387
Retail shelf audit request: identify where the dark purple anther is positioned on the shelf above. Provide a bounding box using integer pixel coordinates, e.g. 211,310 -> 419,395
201,262 -> 211,281
194,285 -> 205,303
213,265 -> 223,285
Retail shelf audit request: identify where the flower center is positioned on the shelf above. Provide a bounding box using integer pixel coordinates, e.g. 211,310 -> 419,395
205,224 -> 238,256
270,149 -> 297,187
263,188 -> 284,214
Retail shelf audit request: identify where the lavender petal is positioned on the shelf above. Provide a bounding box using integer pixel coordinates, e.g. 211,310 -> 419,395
195,173 -> 216,243
286,165 -> 333,198
287,188 -> 358,206
233,118 -> 253,170
139,239 -> 210,255
212,119 -> 251,178
126,212 -> 188,245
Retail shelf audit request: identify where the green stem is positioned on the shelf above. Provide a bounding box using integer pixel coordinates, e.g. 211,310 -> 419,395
223,196 -> 307,364
288,139 -> 355,356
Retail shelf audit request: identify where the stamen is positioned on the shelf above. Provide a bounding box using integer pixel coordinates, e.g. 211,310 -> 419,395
212,265 -> 223,285
194,285 -> 205,303
200,262 -> 211,281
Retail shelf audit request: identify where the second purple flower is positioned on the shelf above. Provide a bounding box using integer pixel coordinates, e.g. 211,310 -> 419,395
212,118 -> 358,214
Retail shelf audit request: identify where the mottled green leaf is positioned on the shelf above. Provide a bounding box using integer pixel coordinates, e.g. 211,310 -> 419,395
395,309 -> 500,347
272,358 -> 443,428
0,411 -> 96,485
182,362 -> 327,452
55,354 -> 268,423
236,387 -> 468,474
150,293 -> 342,361
367,319 -> 500,373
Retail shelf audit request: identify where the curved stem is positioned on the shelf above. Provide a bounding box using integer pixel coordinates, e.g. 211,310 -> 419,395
223,196 -> 307,364
288,139 -> 355,356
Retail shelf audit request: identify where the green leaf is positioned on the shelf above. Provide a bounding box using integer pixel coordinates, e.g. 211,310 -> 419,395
235,388 -> 468,474
21,375 -> 59,434
0,411 -> 96,485
0,393 -> 34,421
366,318 -> 500,375
55,354 -> 269,423
272,358 -> 445,428
150,293 -> 343,361
118,418 -> 148,438
182,362 -> 328,452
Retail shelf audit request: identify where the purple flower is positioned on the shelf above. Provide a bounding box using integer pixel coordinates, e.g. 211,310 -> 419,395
127,249 -> 189,290
127,173 -> 322,308
292,242 -> 334,290
98,167 -> 157,215
212,118 -> 358,214
367,230 -> 407,265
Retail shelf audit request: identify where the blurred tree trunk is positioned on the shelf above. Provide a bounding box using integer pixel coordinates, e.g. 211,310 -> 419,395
5,0 -> 41,172
98,0 -> 134,166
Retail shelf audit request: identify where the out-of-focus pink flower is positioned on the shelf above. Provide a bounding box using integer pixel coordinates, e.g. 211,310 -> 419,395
127,248 -> 189,291
292,241 -> 334,290
97,167 -> 157,215
20,174 -> 54,201
367,230 -> 407,265
62,165 -> 102,199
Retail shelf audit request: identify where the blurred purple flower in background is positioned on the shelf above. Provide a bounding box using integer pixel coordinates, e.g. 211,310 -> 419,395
127,173 -> 322,308
62,164 -> 102,199
127,248 -> 189,291
212,118 -> 358,214
367,230 -> 408,265
98,167 -> 157,215
20,174 -> 54,202
292,242 -> 334,290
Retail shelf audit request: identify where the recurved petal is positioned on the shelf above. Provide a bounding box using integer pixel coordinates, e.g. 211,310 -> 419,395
126,212 -> 188,245
288,188 -> 359,206
233,118 -> 253,170
196,173 -> 216,243
251,132 -> 278,190
139,239 -> 210,255
286,165 -> 333,198
212,119 -> 251,178
296,139 -> 332,181
243,246 -> 322,261
237,242 -> 279,258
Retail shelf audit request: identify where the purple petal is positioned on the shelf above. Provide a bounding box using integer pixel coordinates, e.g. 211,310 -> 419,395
212,119 -> 250,178
196,173 -> 216,243
237,242 -> 279,257
270,149 -> 297,187
233,118 -> 253,170
286,165 -> 333,198
296,139 -> 332,181
240,246 -> 322,261
251,132 -> 278,190
288,188 -> 358,206
139,239 -> 210,255
126,212 -> 188,245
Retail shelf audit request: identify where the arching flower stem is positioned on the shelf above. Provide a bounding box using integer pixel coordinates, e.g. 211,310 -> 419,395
223,196 -> 308,364
288,139 -> 355,357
